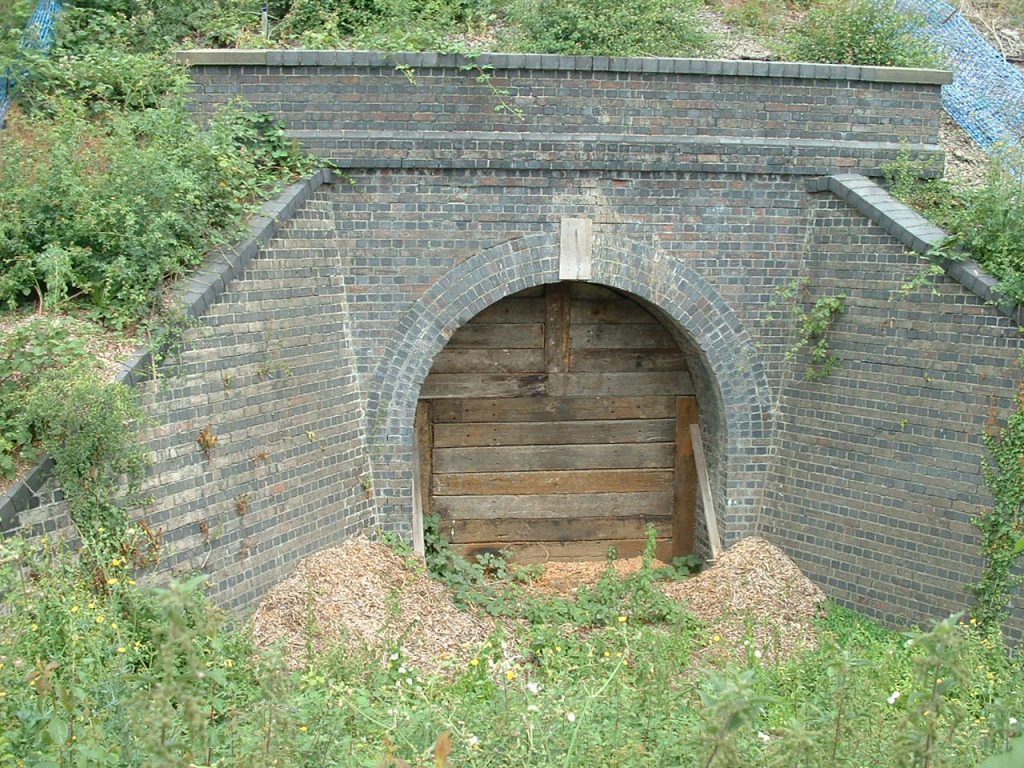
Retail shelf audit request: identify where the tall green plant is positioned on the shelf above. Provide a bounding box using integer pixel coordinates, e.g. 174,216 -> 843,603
505,0 -> 709,57
785,0 -> 941,68
23,364 -> 147,550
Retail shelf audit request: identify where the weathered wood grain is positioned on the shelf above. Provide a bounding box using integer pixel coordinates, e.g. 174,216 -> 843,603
429,395 -> 682,423
457,538 -> 674,563
451,516 -> 672,543
432,468 -> 673,496
571,349 -> 686,372
432,443 -> 676,473
571,324 -> 676,349
435,491 -> 673,519
429,348 -> 545,374
448,323 -> 544,349
433,419 -> 675,448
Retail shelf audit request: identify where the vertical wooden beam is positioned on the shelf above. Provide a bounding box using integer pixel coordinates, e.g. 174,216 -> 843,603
689,422 -> 723,562
544,283 -> 572,373
672,397 -> 699,558
412,400 -> 432,556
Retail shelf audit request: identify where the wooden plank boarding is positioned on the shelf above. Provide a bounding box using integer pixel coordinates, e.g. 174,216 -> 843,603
421,283 -> 698,563
673,398 -> 699,558
430,395 -> 677,423
413,401 -> 432,556
433,443 -> 676,473
432,468 -> 673,496
435,491 -> 673,520
690,422 -> 722,561
452,516 -> 673,543
432,419 -> 675,448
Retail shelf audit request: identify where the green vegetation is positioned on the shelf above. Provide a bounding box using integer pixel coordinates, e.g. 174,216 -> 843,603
973,370 -> 1024,630
0,1 -> 316,479
1,525 -> 1022,767
887,151 -> 1024,307
503,0 -> 709,57
783,0 -> 942,67
770,279 -> 848,381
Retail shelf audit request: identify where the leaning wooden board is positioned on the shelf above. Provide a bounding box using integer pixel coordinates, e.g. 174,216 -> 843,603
418,283 -> 699,564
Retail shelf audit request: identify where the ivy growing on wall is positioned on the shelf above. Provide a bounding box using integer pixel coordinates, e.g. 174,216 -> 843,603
973,370 -> 1024,631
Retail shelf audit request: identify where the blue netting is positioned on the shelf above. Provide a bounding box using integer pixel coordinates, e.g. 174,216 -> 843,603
0,0 -> 62,125
895,0 -> 1024,154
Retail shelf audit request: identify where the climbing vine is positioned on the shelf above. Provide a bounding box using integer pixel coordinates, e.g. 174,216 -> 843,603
771,278 -> 848,381
972,370 -> 1024,630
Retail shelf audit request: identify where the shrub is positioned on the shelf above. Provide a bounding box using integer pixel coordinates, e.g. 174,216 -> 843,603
886,150 -> 1024,306
785,0 -> 942,68
0,97 -> 313,325
505,0 -> 710,57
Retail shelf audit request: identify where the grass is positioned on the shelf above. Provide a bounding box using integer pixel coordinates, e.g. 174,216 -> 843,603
0,531 -> 1022,767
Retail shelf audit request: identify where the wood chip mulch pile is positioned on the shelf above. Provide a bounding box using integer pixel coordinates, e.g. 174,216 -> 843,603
660,537 -> 826,665
251,536 -> 497,675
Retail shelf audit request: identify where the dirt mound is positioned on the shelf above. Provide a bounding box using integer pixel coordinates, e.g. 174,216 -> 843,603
251,536 -> 496,675
660,537 -> 826,664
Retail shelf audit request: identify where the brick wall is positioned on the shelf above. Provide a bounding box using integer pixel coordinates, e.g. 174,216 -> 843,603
7,52 -> 1022,635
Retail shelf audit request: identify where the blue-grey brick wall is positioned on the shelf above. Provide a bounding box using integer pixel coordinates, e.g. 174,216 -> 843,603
9,53 -> 1023,636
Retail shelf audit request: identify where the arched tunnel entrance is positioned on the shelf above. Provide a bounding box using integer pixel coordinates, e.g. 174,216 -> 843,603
414,281 -> 702,564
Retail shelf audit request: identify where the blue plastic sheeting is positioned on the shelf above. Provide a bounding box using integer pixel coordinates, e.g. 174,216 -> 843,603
0,0 -> 63,125
895,0 -> 1023,156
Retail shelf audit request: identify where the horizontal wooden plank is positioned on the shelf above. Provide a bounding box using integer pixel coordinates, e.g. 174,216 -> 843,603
448,323 -> 544,349
570,299 -> 657,325
435,491 -> 673,519
429,348 -> 544,374
457,538 -> 674,564
571,349 -> 686,373
451,516 -> 672,544
419,373 -> 547,399
548,372 -> 693,397
572,324 -> 677,350
467,297 -> 546,324
430,396 -> 683,423
433,443 -> 675,473
432,468 -> 674,496
433,419 -> 675,448
420,372 -> 693,399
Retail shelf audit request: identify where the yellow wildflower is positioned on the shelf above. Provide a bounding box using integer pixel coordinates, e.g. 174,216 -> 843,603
469,658 -> 479,667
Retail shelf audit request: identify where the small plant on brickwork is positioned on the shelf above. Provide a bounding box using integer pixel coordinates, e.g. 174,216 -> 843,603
197,424 -> 218,460
972,367 -> 1024,631
771,278 -> 847,381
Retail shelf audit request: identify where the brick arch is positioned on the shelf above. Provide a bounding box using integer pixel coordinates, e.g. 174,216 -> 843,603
366,231 -> 773,545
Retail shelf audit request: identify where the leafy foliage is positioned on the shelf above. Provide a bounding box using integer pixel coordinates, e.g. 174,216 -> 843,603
505,0 -> 709,56
23,364 -> 147,549
0,318 -> 90,478
972,371 -> 1024,630
1,535 -> 1021,767
0,96 -> 313,326
886,150 -> 1024,307
771,278 -> 847,381
784,0 -> 942,67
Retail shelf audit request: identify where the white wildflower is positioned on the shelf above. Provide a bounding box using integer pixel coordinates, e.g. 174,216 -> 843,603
566,712 -> 577,723
887,691 -> 902,705
526,681 -> 541,695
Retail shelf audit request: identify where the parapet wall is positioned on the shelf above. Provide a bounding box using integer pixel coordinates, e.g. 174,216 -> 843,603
179,50 -> 949,177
